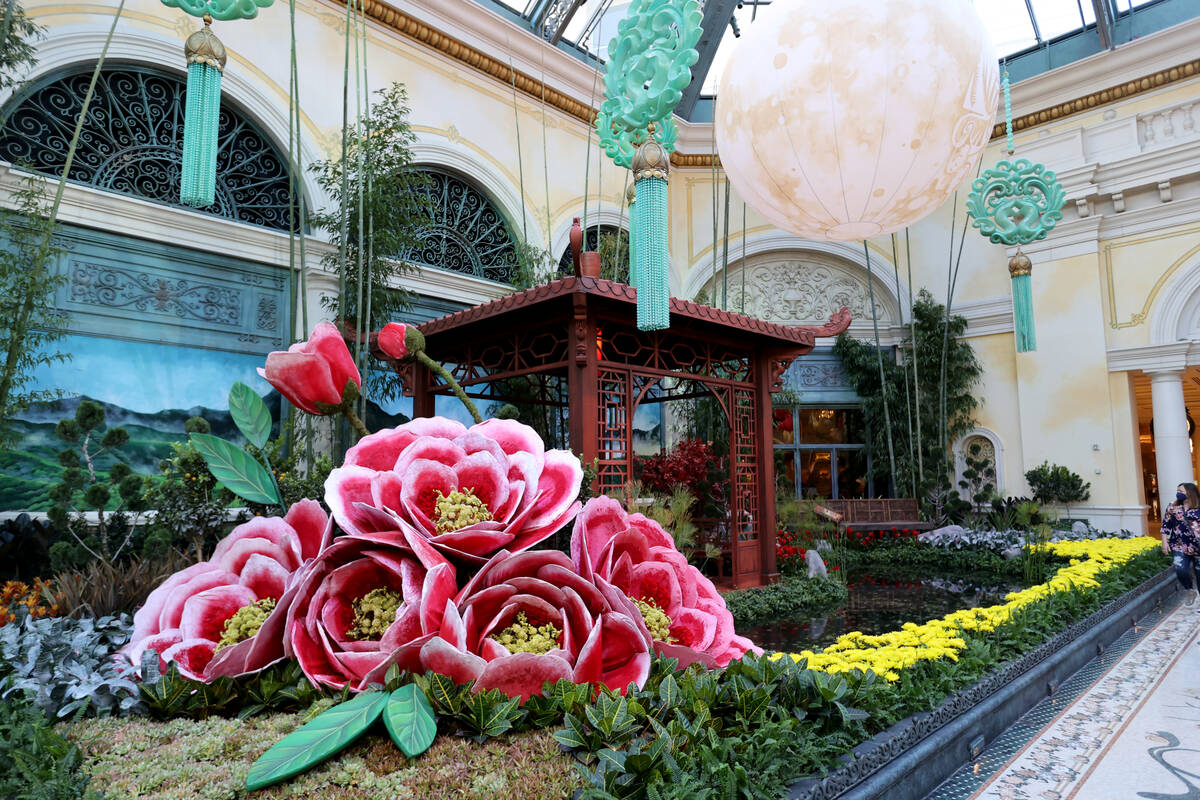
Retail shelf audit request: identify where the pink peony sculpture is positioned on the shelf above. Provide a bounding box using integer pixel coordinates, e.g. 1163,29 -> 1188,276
418,548 -> 653,702
122,500 -> 332,681
284,523 -> 457,691
258,322 -> 360,415
571,496 -> 760,668
325,417 -> 583,564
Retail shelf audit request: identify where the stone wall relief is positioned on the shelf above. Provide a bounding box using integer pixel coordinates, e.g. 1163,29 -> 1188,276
723,258 -> 891,326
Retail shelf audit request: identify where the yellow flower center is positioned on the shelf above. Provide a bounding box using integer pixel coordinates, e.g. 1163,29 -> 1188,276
215,598 -> 276,652
634,598 -> 675,643
490,611 -> 562,655
434,488 -> 493,534
346,588 -> 404,641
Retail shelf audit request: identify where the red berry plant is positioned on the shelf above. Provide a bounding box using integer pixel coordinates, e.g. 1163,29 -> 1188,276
638,439 -> 728,519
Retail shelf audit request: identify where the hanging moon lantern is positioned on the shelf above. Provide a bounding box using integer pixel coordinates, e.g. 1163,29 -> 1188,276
715,0 -> 999,241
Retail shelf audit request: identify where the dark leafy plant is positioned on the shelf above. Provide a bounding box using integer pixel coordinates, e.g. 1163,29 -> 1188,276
0,695 -> 100,800
834,289 -> 982,500
46,400 -> 148,569
0,512 -> 56,580
49,550 -> 194,618
0,609 -> 138,718
138,659 -> 329,721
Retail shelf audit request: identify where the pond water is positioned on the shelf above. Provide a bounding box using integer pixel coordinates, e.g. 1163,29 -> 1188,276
742,575 -> 1022,653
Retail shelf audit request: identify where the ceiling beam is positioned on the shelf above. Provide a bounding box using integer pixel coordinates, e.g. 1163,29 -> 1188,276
674,0 -> 740,120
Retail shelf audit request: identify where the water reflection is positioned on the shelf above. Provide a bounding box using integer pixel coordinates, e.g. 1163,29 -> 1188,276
743,575 -> 1020,653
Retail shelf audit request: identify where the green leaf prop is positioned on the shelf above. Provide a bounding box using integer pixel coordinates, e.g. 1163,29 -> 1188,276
383,684 -> 438,758
245,690 -> 388,792
190,432 -> 280,506
228,381 -> 272,449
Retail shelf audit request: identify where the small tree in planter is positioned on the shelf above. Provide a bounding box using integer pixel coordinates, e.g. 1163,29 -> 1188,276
1024,461 -> 1091,521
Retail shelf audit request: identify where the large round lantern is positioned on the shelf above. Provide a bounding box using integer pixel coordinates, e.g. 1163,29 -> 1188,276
715,0 -> 998,241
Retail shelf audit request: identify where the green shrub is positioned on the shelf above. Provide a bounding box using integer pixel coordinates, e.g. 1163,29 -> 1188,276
1024,461 -> 1091,506
721,574 -> 848,628
0,697 -> 99,800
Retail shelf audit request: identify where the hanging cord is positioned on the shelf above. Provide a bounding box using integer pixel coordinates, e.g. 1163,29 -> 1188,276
357,0 -> 374,425
506,50 -> 528,247
739,202 -> 746,313
709,97 -> 718,301
891,233 -> 916,497
582,45 -> 600,250
540,50 -> 552,255
288,0 -> 312,464
905,228 -> 923,487
937,191 -> 958,464
1003,62 -> 1014,155
336,0 -> 353,311
720,177 -> 730,310
352,0 -> 366,422
865,242 -> 897,489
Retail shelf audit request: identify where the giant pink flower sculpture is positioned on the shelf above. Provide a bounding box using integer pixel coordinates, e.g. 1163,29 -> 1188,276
325,417 -> 582,564
258,322 -> 360,415
284,523 -> 457,691
122,500 -> 331,681
571,496 -> 759,668
417,548 -> 653,702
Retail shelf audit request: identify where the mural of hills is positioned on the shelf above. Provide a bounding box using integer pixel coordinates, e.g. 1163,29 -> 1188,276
0,393 -> 411,512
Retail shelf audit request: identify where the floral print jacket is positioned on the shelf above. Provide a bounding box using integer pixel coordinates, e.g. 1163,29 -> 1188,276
1161,504 -> 1200,556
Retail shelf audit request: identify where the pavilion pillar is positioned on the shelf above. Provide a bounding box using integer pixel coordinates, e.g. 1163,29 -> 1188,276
755,352 -> 780,585
568,291 -> 599,472
412,359 -> 434,419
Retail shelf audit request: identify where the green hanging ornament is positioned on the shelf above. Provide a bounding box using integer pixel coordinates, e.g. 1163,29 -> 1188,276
965,159 -> 1064,353
163,0 -> 273,208
181,17 -> 225,208
965,65 -> 1064,354
597,0 -> 701,331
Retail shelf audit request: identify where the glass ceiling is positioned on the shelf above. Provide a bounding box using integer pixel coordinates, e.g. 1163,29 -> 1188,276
479,0 -> 1196,120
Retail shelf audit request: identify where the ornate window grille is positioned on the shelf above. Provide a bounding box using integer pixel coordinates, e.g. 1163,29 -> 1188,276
401,169 -> 519,284
0,65 -> 293,230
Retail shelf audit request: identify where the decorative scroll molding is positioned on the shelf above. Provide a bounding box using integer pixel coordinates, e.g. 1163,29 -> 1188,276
70,262 -> 243,327
724,259 -> 890,327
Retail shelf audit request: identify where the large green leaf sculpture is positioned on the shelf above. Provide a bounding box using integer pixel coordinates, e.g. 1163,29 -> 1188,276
228,381 -> 272,449
245,691 -> 388,791
383,684 -> 438,758
189,432 -> 280,506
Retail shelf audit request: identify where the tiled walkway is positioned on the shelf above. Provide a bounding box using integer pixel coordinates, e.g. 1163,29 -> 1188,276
925,591 -> 1200,800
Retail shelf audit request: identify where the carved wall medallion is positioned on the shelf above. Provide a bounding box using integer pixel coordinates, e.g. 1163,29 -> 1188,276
724,257 -> 890,327
70,261 -> 242,327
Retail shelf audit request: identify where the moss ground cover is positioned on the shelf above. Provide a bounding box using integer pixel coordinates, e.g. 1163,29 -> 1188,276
66,712 -> 580,800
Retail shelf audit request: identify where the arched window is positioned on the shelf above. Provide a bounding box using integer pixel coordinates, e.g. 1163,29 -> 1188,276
401,169 -> 519,284
954,429 -> 1005,498
556,223 -> 622,275
0,65 -> 293,230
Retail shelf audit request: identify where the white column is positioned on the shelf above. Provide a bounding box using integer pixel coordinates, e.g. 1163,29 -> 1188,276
1150,369 -> 1193,513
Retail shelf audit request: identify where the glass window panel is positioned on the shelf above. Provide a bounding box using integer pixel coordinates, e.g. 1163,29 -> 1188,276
1028,0 -> 1093,40
795,408 -> 866,444
799,450 -> 833,499
775,449 -> 797,498
773,408 -> 795,445
836,448 -> 870,499
975,0 -> 1039,54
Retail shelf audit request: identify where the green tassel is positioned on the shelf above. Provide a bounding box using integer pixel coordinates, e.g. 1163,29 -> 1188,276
181,61 -> 221,208
634,176 -> 669,331
628,198 -> 638,288
1011,271 -> 1036,352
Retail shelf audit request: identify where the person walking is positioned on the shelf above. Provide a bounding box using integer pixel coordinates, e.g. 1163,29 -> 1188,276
1160,481 -> 1200,606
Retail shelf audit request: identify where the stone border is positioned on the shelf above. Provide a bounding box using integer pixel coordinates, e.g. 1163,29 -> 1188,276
786,567 -> 1177,800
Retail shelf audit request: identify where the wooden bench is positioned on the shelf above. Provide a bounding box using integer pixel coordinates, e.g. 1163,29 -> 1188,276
817,498 -> 934,533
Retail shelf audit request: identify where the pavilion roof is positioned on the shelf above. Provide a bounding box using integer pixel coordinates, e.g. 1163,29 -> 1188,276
417,276 -> 851,350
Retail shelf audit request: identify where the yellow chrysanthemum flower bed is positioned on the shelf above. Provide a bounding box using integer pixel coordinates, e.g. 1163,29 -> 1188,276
770,537 -> 1159,682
